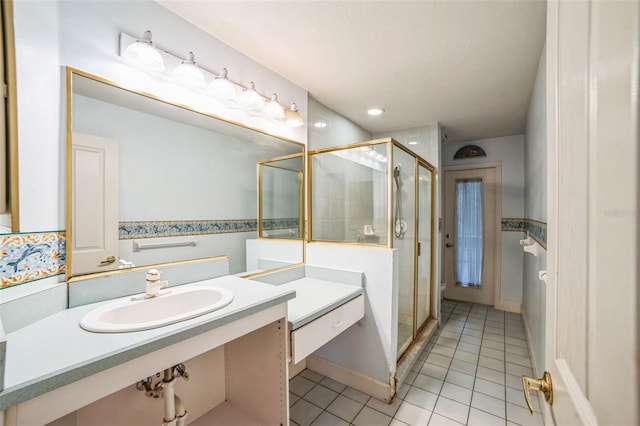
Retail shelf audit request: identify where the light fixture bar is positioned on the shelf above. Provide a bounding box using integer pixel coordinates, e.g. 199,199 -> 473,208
118,31 -> 303,127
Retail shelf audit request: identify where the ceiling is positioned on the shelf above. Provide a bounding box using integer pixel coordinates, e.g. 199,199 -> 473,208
156,1 -> 546,143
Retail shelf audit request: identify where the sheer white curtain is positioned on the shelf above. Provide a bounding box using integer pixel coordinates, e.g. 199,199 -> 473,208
455,179 -> 483,287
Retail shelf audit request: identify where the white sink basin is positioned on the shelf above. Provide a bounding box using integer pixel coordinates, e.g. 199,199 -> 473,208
80,286 -> 234,333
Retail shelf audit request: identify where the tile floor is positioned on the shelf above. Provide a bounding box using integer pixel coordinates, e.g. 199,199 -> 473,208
289,300 -> 544,426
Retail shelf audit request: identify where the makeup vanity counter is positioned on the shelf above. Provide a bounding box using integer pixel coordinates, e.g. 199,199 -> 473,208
251,265 -> 365,364
0,275 -> 295,425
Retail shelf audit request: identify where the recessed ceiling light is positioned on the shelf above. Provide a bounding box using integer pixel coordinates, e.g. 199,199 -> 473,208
408,141 -> 419,145
314,121 -> 327,128
367,108 -> 384,116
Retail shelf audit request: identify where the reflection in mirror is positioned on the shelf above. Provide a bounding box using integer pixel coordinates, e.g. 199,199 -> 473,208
259,155 -> 303,239
67,68 -> 304,278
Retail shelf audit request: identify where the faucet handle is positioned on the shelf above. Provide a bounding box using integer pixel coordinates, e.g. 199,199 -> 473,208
146,268 -> 162,281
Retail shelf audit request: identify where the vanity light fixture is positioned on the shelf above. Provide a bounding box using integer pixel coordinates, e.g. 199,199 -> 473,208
367,108 -> 384,116
265,94 -> 285,119
119,31 -> 305,128
239,82 -> 265,111
172,52 -> 205,88
122,30 -> 165,72
207,68 -> 237,101
285,103 -> 304,127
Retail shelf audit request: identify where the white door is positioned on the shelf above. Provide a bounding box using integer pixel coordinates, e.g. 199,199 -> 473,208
71,132 -> 119,275
536,1 -> 639,424
443,166 -> 498,306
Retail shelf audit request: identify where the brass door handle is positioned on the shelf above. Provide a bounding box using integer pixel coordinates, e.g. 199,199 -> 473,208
522,371 -> 553,415
446,243 -> 454,248
99,255 -> 116,266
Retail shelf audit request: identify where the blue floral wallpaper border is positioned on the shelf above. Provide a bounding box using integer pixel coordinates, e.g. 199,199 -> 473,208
262,218 -> 300,231
502,218 -> 547,249
119,218 -> 300,239
119,219 -> 257,240
0,219 -> 540,289
0,231 -> 66,289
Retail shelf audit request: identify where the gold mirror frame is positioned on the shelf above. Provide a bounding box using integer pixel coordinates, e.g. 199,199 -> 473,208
1,0 -> 19,232
65,67 -> 306,281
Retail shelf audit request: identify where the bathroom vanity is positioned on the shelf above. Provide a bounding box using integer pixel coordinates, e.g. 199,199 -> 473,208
250,264 -> 365,364
0,275 -> 295,425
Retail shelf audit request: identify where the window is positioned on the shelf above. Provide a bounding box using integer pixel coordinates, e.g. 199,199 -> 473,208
455,179 -> 483,287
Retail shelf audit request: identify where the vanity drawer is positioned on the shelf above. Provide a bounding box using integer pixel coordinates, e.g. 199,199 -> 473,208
290,295 -> 364,364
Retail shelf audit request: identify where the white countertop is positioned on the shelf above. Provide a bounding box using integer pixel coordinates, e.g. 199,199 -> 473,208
0,275 -> 295,411
278,277 -> 363,330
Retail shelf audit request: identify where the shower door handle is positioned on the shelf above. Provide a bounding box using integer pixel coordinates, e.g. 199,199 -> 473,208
445,243 -> 454,248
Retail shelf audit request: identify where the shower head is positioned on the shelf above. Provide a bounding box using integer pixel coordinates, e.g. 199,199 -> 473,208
394,165 -> 401,178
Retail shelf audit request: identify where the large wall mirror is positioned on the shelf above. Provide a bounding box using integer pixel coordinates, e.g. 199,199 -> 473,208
66,68 -> 304,278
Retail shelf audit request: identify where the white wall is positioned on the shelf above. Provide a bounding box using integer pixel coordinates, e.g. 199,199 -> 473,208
442,135 -> 525,307
374,123 -> 440,167
308,97 -> 372,150
7,0 -> 308,301
306,244 -> 398,385
522,45 -> 547,374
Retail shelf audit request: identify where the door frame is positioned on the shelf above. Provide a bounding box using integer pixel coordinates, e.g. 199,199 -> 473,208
442,161 -> 502,308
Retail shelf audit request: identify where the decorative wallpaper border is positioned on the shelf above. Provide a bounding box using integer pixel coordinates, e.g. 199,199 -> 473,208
262,218 -> 300,231
0,231 -> 66,289
502,218 -> 547,249
119,220 -> 257,239
119,218 -> 300,239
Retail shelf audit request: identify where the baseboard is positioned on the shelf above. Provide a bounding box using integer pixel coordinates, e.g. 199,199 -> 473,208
306,355 -> 393,402
520,304 -> 539,376
521,304 -> 545,416
495,300 -> 521,313
288,358 -> 307,379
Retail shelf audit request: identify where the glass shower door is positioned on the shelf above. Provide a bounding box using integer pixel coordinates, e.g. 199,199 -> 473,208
394,148 -> 416,358
416,163 -> 432,331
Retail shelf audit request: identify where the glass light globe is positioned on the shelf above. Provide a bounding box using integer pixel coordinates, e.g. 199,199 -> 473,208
122,31 -> 164,72
239,82 -> 265,111
172,52 -> 205,88
265,94 -> 285,119
285,103 -> 304,127
207,68 -> 237,101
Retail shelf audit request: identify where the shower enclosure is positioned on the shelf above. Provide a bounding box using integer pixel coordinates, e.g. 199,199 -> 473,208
308,138 -> 435,360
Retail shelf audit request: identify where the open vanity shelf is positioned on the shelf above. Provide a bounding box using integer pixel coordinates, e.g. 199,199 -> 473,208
0,276 -> 294,426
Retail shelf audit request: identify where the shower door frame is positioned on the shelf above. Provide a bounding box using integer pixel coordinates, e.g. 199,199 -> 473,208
307,138 -> 394,247
391,143 -> 437,359
257,152 -> 305,241
307,138 -> 438,361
